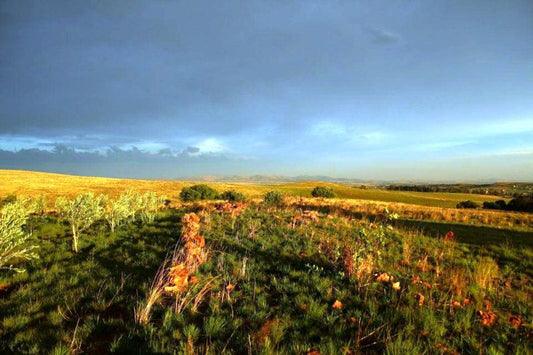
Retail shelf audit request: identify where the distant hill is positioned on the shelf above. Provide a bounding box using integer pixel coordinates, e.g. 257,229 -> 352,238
0,169 -> 511,208
177,174 -> 370,184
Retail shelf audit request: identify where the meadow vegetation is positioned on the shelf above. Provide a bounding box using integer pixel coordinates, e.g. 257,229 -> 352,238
0,186 -> 531,353
0,169 -> 507,208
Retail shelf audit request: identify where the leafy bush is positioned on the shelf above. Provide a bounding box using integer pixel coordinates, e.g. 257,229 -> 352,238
180,185 -> 219,201
219,190 -> 246,202
263,190 -> 283,205
139,192 -> 166,223
104,194 -> 131,232
483,200 -> 507,210
506,196 -> 533,213
456,200 -> 479,209
0,199 -> 38,272
32,195 -> 47,215
311,186 -> 336,198
123,189 -> 143,222
55,193 -> 105,252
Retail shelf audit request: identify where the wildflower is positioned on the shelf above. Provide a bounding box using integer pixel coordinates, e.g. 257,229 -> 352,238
332,300 -> 343,309
349,317 -> 357,324
414,293 -> 425,306
478,310 -> 497,327
508,314 -> 522,330
166,263 -> 189,293
392,281 -> 401,291
189,275 -> 199,284
444,231 -> 455,242
451,301 -> 462,308
226,283 -> 235,292
377,273 -> 392,282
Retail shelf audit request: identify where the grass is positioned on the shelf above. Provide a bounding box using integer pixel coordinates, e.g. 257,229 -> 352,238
1,204 -> 532,353
0,169 -> 505,208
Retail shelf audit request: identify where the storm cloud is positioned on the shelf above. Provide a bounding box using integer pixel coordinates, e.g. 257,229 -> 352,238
1,1 -> 532,180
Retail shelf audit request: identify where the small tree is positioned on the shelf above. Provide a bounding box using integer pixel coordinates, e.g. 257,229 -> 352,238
32,195 -> 47,215
180,184 -> 219,201
311,186 -> 336,198
263,190 -> 283,206
139,192 -> 166,224
0,199 -> 38,272
122,189 -> 143,222
219,190 -> 246,202
104,194 -> 131,232
55,193 -> 105,252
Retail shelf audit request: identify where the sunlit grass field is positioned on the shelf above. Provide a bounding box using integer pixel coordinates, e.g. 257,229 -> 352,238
0,170 -> 504,208
1,205 -> 531,353
1,170 -> 532,353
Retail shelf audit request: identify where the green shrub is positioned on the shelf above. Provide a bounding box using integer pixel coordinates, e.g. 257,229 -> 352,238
456,200 -> 479,209
55,193 -> 105,252
311,186 -> 335,198
180,184 -> 219,201
219,190 -> 246,202
139,192 -> 166,223
263,190 -> 283,205
0,199 -> 38,272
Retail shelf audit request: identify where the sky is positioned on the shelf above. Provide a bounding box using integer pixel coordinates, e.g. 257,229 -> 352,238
1,0 -> 532,181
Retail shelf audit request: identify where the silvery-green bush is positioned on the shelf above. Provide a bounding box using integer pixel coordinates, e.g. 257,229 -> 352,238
0,199 -> 38,272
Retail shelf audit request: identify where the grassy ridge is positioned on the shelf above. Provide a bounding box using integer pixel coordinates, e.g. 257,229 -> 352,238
0,170 -> 504,208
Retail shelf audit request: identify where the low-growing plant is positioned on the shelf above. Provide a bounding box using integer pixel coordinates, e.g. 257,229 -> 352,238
263,190 -> 283,205
55,193 -> 105,252
180,184 -> 219,201
219,190 -> 246,202
139,192 -> 165,224
311,186 -> 335,198
0,199 -> 38,272
456,200 -> 479,209
474,256 -> 499,291
32,195 -> 47,215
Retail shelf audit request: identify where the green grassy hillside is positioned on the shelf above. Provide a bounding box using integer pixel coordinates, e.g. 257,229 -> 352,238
1,206 -> 531,353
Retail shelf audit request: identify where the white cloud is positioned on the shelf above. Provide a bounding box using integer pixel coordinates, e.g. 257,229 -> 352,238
194,138 -> 228,154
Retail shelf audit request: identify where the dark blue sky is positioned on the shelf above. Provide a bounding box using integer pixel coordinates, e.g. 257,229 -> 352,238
1,1 -> 532,180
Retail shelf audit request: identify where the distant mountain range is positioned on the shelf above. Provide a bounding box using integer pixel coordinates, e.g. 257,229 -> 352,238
175,174 -> 525,185
175,174 -> 371,184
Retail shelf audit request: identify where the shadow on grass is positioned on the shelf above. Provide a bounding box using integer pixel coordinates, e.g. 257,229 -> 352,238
293,203 -> 533,248
396,219 -> 533,248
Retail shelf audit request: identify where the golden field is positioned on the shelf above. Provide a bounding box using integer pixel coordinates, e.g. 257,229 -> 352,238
1,169 -> 530,230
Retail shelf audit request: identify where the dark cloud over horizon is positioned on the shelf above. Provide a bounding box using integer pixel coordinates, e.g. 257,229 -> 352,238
1,0 -> 532,180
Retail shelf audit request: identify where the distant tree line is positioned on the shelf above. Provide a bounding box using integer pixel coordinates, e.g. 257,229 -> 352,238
456,196 -> 533,213
386,184 -> 533,198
